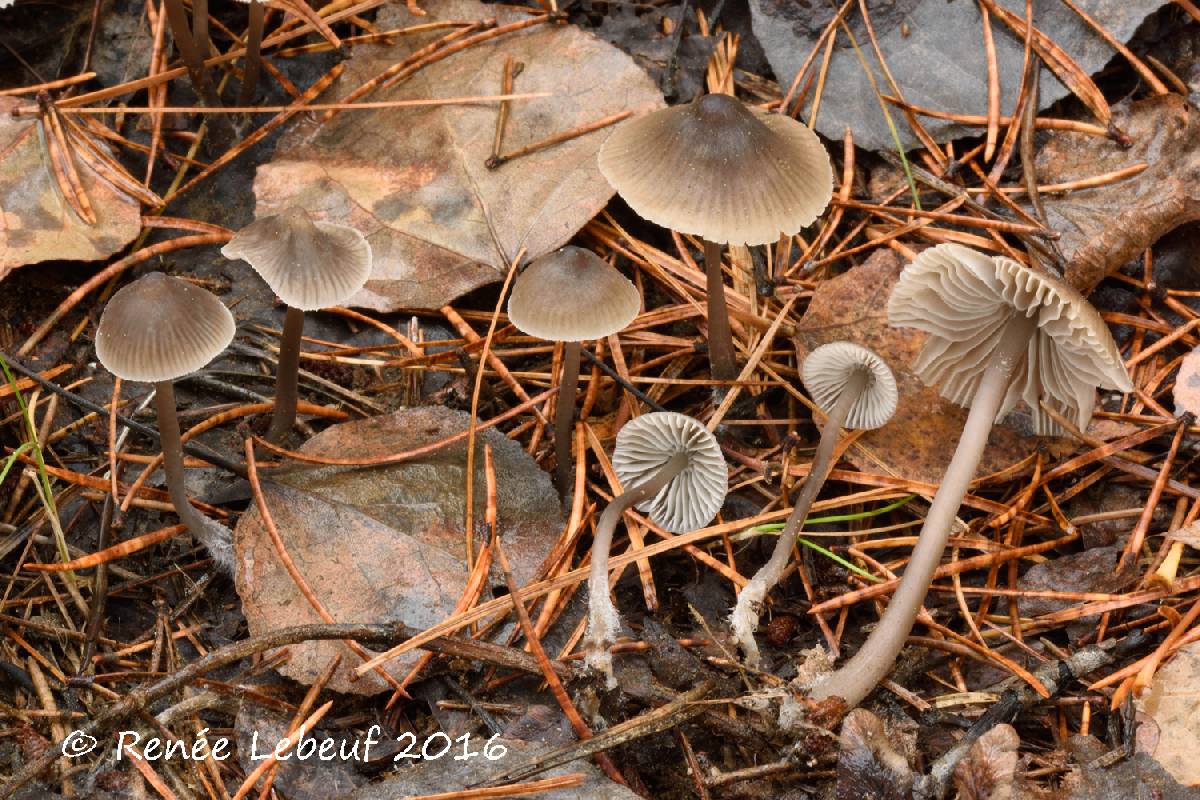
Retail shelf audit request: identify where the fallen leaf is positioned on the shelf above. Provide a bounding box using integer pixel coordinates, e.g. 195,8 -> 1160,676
234,703 -> 365,799
1064,734 -> 1200,800
1037,95 -> 1200,293
1174,345 -> 1200,418
835,708 -> 913,800
1136,641 -> 1200,787
253,0 -> 663,312
0,98 -> 141,281
749,0 -> 1164,152
1016,545 -> 1136,618
954,724 -> 1026,800
794,250 -> 1064,485
233,406 -> 564,694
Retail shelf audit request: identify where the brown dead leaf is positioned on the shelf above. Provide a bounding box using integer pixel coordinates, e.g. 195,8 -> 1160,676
1173,345 -> 1200,417
1037,95 -> 1200,293
1136,641 -> 1200,787
795,250 -> 1064,485
0,98 -> 141,281
954,724 -> 1025,800
1016,545 -> 1137,618
233,406 -> 564,694
835,708 -> 913,800
253,0 -> 663,312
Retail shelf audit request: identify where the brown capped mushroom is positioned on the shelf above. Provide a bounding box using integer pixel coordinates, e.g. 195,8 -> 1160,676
809,244 -> 1132,708
587,412 -> 727,683
95,272 -> 236,571
731,342 -> 897,666
598,93 -> 833,384
507,246 -> 640,496
222,208 -> 372,443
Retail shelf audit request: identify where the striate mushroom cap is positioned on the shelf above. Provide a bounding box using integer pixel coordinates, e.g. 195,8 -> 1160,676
597,93 -> 833,247
507,246 -> 640,342
888,243 -> 1133,435
802,342 -> 898,430
96,272 -> 235,383
612,412 -> 727,533
221,207 -> 372,311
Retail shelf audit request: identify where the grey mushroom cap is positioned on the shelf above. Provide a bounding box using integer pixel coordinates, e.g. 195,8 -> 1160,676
802,342 -> 898,430
96,272 -> 235,383
507,246 -> 641,342
888,243 -> 1133,435
597,93 -> 833,246
221,207 -> 372,311
611,412 -> 728,533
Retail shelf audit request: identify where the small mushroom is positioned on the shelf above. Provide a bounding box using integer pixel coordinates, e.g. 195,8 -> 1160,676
586,412 -> 728,683
731,342 -> 897,666
809,244 -> 1132,708
222,207 -> 372,443
507,246 -> 640,496
95,272 -> 236,571
598,93 -> 832,385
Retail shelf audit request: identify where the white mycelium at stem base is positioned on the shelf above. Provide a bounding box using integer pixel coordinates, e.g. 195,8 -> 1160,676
808,244 -> 1132,708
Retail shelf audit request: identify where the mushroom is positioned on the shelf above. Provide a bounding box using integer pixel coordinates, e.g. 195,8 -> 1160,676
507,246 -> 641,496
731,342 -> 898,666
598,93 -> 833,386
159,0 -> 231,144
235,0 -> 267,105
221,207 -> 372,443
586,411 -> 728,683
95,272 -> 237,571
809,244 -> 1133,708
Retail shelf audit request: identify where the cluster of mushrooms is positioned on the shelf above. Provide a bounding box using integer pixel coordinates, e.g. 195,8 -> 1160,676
92,90 -> 1133,710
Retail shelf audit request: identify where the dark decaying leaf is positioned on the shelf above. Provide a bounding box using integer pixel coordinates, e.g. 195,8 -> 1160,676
253,0 -> 663,312
235,703 -> 365,799
748,0 -> 1165,152
1063,734 -> 1200,800
953,724 -> 1025,800
1038,95 -> 1200,293
1016,545 -> 1137,618
835,708 -> 914,800
233,406 -> 564,694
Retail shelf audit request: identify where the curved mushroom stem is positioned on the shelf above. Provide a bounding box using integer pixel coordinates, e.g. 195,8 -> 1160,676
153,381 -> 234,572
239,0 -> 266,106
554,340 -> 581,498
702,238 -> 737,387
810,312 -> 1037,707
731,367 -> 868,665
586,450 -> 689,684
266,306 -> 304,444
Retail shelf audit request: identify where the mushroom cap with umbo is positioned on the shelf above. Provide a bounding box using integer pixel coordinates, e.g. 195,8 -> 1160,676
612,412 -> 727,533
888,243 -> 1133,436
507,246 -> 641,342
802,342 -> 898,431
597,93 -> 834,247
96,272 -> 235,383
221,207 -> 372,311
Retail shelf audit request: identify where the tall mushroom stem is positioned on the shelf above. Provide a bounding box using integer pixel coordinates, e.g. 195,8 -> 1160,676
702,238 -> 737,386
554,340 -> 581,497
239,1 -> 266,106
732,367 -> 868,664
586,450 -> 689,681
160,0 -> 233,148
153,381 -> 234,571
193,0 -> 210,63
267,305 -> 305,444
810,312 -> 1037,707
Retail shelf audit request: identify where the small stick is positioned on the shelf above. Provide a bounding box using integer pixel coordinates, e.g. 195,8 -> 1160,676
489,55 -> 518,165
487,110 -> 631,169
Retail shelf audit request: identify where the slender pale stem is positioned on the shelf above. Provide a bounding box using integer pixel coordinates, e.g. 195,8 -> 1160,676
153,380 -> 210,536
554,340 -> 581,498
810,312 -> 1037,707
732,368 -> 868,664
239,1 -> 266,106
267,306 -> 304,444
586,451 -> 689,678
702,238 -> 737,385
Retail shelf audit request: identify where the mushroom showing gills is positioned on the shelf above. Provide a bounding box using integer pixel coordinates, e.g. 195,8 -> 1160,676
731,342 -> 897,666
598,93 -> 833,386
586,412 -> 728,684
809,243 -> 1133,708
507,246 -> 641,496
95,273 -> 237,571
222,208 -> 372,444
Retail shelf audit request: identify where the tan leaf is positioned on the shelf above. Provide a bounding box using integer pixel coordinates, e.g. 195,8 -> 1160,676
0,98 -> 141,281
1136,641 -> 1200,786
1173,345 -> 1200,418
233,406 -> 564,694
253,0 -> 664,312
954,724 -> 1023,800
